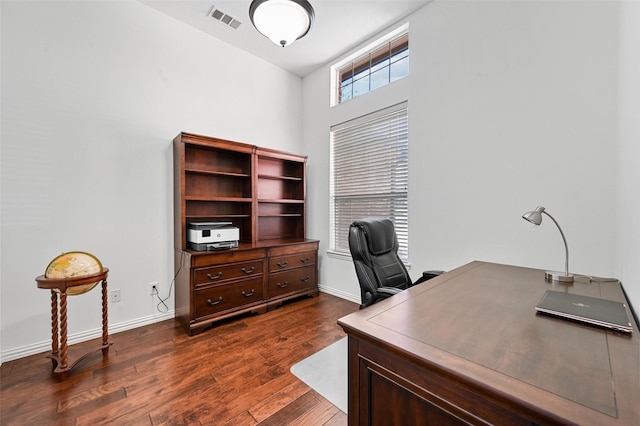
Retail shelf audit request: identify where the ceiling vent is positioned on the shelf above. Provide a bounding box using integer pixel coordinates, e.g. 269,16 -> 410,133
208,6 -> 243,29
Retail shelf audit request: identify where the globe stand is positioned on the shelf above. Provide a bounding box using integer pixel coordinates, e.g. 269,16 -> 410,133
36,269 -> 112,375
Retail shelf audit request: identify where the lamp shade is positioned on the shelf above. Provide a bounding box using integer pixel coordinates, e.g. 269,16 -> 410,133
522,206 -> 544,226
249,0 -> 315,47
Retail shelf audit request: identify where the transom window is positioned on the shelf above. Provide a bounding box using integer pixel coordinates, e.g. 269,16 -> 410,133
336,33 -> 409,104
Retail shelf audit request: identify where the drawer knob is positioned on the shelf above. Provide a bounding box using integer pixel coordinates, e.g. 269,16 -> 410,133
277,261 -> 289,268
207,272 -> 223,280
241,266 -> 255,274
300,258 -> 311,264
242,289 -> 255,297
207,297 -> 223,306
277,281 -> 288,288
301,276 -> 310,282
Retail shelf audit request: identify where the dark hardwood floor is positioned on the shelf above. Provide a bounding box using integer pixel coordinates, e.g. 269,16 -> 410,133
0,293 -> 358,425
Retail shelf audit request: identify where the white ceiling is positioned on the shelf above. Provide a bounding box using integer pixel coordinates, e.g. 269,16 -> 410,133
139,0 -> 431,77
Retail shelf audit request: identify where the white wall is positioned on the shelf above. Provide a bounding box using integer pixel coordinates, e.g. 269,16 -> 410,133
0,1 -> 303,361
616,1 -> 640,316
2,0 -> 637,364
304,1 -> 629,306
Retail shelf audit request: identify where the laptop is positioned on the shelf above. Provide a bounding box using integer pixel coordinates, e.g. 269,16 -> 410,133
535,290 -> 633,333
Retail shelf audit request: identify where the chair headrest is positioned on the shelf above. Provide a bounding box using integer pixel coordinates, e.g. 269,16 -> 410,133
353,219 -> 396,255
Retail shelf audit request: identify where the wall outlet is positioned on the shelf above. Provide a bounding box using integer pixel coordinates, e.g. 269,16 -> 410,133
149,282 -> 159,296
110,289 -> 121,303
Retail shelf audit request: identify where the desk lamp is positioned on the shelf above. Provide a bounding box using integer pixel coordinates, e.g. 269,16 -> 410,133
522,205 -> 574,282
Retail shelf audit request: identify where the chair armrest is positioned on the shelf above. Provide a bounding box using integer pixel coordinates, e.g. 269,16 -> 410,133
361,286 -> 404,309
376,287 -> 404,298
423,270 -> 445,280
411,270 -> 445,286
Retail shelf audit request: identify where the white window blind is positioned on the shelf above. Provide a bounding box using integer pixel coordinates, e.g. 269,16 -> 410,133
330,102 -> 409,260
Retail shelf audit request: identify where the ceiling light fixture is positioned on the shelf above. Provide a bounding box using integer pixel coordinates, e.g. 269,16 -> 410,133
249,0 -> 315,48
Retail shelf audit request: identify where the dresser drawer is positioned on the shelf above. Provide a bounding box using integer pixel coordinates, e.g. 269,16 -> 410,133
269,251 -> 317,273
268,265 -> 317,298
267,241 -> 319,258
195,277 -> 264,318
191,248 -> 266,268
194,260 -> 263,286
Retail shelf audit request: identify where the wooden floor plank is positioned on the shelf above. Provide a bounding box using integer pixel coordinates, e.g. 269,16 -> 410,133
258,390 -> 322,426
0,293 -> 356,425
249,378 -> 312,422
288,397 -> 345,426
222,410 -> 259,426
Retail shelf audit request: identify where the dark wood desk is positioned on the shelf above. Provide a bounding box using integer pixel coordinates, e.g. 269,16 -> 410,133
338,261 -> 639,425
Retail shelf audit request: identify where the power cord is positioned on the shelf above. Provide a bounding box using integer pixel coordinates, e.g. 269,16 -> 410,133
152,250 -> 185,313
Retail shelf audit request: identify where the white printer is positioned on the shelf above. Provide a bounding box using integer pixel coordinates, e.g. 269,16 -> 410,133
187,222 -> 239,251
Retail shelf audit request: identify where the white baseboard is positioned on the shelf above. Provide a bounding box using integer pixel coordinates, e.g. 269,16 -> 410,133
318,285 -> 360,305
1,310 -> 175,364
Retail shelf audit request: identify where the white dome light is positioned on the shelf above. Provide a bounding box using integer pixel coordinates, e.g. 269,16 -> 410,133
249,0 -> 315,47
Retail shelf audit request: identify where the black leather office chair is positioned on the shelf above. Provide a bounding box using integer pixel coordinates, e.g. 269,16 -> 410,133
349,218 -> 444,309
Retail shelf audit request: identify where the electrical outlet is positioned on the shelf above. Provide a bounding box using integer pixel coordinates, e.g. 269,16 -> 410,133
110,289 -> 121,303
149,282 -> 159,296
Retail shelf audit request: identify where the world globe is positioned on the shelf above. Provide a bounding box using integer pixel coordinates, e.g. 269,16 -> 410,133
45,251 -> 104,295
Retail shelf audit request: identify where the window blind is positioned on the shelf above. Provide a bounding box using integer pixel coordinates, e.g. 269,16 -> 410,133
330,102 -> 409,260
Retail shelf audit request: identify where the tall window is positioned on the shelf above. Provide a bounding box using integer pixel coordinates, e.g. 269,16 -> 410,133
330,102 -> 409,260
336,33 -> 409,104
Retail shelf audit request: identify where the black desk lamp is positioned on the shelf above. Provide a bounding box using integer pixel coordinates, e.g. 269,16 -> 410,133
522,205 -> 574,282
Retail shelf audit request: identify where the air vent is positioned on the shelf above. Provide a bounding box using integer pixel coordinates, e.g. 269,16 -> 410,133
208,6 -> 243,29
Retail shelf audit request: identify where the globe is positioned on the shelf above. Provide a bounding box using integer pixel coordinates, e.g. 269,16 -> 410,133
45,251 -> 104,295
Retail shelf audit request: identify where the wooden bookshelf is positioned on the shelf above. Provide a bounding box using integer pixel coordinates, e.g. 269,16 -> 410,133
173,133 -> 318,335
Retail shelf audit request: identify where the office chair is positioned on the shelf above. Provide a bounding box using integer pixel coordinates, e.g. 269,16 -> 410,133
349,218 -> 444,309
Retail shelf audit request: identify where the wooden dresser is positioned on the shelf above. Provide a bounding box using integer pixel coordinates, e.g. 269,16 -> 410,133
338,261 -> 639,425
173,133 -> 318,335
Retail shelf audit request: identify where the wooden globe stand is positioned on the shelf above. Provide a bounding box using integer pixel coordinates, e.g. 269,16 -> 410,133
35,268 -> 112,375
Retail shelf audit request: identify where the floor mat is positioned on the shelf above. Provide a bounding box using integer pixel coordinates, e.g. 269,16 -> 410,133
290,337 -> 347,413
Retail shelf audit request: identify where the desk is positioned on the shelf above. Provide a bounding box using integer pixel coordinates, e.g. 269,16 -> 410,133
338,261 -> 639,425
